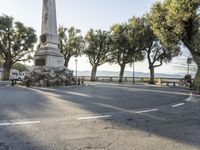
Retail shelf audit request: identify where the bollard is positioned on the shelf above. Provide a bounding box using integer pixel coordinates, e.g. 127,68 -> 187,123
77,78 -> 80,85
26,79 -> 30,87
11,80 -> 15,86
46,80 -> 50,87
81,77 -> 84,84
65,80 -> 68,86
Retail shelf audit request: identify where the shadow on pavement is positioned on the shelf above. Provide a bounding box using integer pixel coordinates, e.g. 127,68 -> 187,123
0,84 -> 199,149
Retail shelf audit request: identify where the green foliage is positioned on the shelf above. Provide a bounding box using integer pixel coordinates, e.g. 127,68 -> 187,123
110,20 -> 145,82
148,0 -> 200,47
12,63 -> 27,72
110,21 -> 145,66
140,16 -> 179,66
58,26 -> 84,67
148,0 -> 200,87
84,29 -> 111,67
0,55 -> 3,67
84,29 -> 112,81
137,16 -> 180,83
0,14 -> 37,80
0,15 -> 37,63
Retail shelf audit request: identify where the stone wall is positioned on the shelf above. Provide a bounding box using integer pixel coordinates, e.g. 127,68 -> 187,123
23,67 -> 76,87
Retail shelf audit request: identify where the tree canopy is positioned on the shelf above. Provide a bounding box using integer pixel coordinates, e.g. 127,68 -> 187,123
12,63 -> 27,72
0,15 -> 37,80
148,0 -> 200,87
84,29 -> 111,81
110,21 -> 145,82
138,16 -> 180,84
58,26 -> 84,67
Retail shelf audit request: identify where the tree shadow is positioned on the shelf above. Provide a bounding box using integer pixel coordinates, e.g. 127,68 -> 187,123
0,86 -> 74,149
30,84 -> 200,148
0,84 -> 200,149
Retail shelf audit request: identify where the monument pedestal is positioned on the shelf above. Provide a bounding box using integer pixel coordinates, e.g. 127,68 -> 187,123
24,66 -> 76,87
34,46 -> 65,68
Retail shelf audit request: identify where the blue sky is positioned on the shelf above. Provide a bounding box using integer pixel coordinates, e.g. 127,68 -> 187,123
0,0 -> 195,75
0,0 -> 156,35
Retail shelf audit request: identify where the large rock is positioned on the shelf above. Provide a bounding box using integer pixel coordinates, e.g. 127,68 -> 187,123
23,67 -> 76,87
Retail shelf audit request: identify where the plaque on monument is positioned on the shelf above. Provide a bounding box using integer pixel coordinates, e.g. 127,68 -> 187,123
35,59 -> 46,66
40,34 -> 47,45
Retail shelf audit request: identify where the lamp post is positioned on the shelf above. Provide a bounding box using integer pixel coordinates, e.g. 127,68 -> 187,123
187,57 -> 192,75
132,60 -> 135,84
75,59 -> 77,79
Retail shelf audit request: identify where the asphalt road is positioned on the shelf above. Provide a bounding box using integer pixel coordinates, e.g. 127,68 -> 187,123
0,82 -> 200,150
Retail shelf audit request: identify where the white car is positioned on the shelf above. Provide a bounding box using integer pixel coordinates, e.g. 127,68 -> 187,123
17,74 -> 25,81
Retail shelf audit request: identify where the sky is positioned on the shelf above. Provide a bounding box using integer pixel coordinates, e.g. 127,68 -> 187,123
0,0 -> 196,76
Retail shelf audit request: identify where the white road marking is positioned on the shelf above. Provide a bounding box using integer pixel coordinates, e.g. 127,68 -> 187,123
171,103 -> 185,108
12,121 -> 41,125
30,87 -> 92,98
136,109 -> 158,114
185,92 -> 193,102
0,123 -> 11,126
0,121 -> 41,126
77,115 -> 112,120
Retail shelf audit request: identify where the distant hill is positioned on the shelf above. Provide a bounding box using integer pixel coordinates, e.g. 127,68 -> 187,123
26,65 -> 184,79
77,71 -> 184,78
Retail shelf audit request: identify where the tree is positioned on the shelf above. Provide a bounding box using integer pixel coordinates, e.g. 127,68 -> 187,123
12,63 -> 27,72
84,29 -> 111,81
0,55 -> 3,67
110,22 -> 145,83
137,16 -> 179,84
148,0 -> 200,87
0,15 -> 37,80
58,26 -> 84,67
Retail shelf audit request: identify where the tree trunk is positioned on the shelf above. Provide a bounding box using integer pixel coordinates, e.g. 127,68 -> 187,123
64,55 -> 71,68
182,41 -> 200,89
118,64 -> 126,83
3,60 -> 12,81
193,56 -> 200,90
149,65 -> 155,84
90,65 -> 98,81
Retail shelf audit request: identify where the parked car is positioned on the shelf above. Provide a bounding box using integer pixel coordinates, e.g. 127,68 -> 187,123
17,73 -> 25,81
10,69 -> 24,81
10,69 -> 19,80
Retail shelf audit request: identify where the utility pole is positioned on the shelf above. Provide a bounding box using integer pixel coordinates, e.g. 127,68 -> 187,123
75,59 -> 78,79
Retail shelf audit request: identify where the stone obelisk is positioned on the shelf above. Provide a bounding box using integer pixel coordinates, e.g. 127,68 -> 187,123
34,0 -> 64,68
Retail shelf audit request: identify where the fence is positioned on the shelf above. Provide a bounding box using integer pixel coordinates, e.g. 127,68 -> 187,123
78,76 -> 187,86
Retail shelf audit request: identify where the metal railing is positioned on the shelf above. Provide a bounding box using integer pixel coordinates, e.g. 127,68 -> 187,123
77,76 -> 187,86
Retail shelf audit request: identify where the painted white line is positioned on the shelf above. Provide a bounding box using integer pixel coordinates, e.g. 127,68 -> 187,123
0,123 -> 11,126
0,121 -> 41,126
77,115 -> 112,120
136,109 -> 158,114
185,92 -> 193,102
12,121 -> 41,125
171,103 -> 185,108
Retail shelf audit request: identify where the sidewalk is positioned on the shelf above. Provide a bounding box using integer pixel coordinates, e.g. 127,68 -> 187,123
0,80 -> 11,86
84,81 -> 169,87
